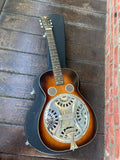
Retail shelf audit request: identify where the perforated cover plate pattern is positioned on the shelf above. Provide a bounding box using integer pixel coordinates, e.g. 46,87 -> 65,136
44,93 -> 90,143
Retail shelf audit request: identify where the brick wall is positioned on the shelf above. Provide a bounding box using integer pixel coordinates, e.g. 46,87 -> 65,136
105,0 -> 120,159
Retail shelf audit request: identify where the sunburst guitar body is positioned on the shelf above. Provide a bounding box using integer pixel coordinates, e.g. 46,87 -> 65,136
37,16 -> 97,152
39,68 -> 96,152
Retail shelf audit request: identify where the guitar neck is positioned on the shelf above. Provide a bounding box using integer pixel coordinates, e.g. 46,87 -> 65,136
46,29 -> 64,86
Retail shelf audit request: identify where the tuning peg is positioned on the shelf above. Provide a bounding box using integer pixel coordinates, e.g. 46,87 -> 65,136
43,32 -> 46,38
30,89 -> 35,95
39,19 -> 42,22
25,140 -> 30,146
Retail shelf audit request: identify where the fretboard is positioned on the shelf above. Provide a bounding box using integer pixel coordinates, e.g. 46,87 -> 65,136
46,29 -> 64,86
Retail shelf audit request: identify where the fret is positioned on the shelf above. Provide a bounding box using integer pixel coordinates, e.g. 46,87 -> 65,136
51,49 -> 57,52
54,70 -> 62,74
54,65 -> 60,69
40,17 -> 64,85
50,51 -> 58,58
54,75 -> 63,79
52,63 -> 60,66
45,29 -> 64,85
53,66 -> 62,71
55,79 -> 64,83
53,66 -> 61,71
50,53 -> 58,57
49,47 -> 56,50
51,58 -> 59,62
52,63 -> 60,67
55,77 -> 64,82
53,72 -> 63,77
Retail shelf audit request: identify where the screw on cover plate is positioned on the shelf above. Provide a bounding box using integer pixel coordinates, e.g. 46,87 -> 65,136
25,140 -> 30,146
30,88 -> 35,95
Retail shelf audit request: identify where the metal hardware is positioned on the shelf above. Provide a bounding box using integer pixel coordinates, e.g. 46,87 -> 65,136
25,140 -> 30,146
43,32 -> 46,38
65,84 -> 74,93
44,93 -> 90,150
47,87 -> 57,96
30,89 -> 35,95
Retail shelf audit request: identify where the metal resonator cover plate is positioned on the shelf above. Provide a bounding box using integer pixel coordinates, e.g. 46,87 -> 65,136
44,93 -> 90,143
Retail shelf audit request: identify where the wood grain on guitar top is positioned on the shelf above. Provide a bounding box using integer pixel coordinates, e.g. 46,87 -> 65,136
39,68 -> 96,151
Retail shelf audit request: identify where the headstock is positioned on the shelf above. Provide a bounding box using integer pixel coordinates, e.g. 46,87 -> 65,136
39,16 -> 53,30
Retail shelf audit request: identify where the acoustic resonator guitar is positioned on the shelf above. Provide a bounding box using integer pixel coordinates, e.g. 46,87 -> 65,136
24,15 -> 97,154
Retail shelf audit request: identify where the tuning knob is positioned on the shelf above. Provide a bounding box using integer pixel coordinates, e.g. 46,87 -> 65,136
43,32 -> 46,38
40,22 -> 42,26
25,140 -> 30,146
39,20 -> 43,28
30,89 -> 35,95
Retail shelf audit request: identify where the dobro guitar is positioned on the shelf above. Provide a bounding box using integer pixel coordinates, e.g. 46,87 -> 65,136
24,15 -> 97,154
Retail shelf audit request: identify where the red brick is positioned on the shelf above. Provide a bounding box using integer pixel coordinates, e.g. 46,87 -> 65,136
105,101 -> 110,125
114,69 -> 118,96
114,25 -> 118,46
107,0 -> 110,11
107,16 -> 110,35
111,0 -> 114,8
106,55 -> 110,76
114,97 -> 119,125
110,42 -> 113,61
110,88 -> 113,114
106,77 -> 109,99
115,129 -> 120,159
119,52 -> 120,64
110,64 -> 113,86
106,127 -> 110,156
119,68 -> 120,84
110,115 -> 114,144
110,145 -> 115,160
105,1 -> 120,160
114,0 -> 117,7
111,8 -> 114,24
118,2 -> 120,11
119,18 -> 120,32
114,97 -> 119,113
114,46 -> 118,68
119,84 -> 120,98
119,84 -> 120,103
106,36 -> 110,55
119,47 -> 120,56
111,23 -> 114,41
119,12 -> 120,20
114,113 -> 119,126
114,8 -> 118,24
119,69 -> 120,83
